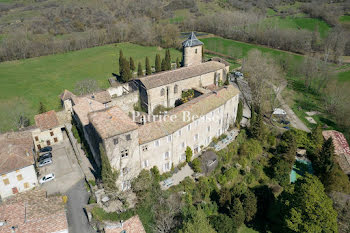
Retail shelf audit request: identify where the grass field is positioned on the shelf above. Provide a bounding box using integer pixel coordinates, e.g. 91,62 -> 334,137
338,70 -> 350,82
0,43 -> 181,131
339,15 -> 350,22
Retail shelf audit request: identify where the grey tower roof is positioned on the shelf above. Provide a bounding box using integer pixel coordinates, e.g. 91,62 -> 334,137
182,32 -> 204,48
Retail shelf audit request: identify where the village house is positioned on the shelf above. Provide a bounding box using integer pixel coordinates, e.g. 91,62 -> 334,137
0,189 -> 68,233
0,131 -> 38,200
61,33 -> 240,190
32,110 -> 64,151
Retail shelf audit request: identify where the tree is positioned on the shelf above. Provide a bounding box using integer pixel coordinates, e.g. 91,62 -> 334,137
129,57 -> 135,71
235,100 -> 243,127
191,158 -> 202,173
137,62 -> 143,77
185,146 -> 192,163
100,143 -> 118,192
119,50 -> 124,75
241,189 -> 257,222
176,57 -> 181,68
155,54 -> 161,73
161,58 -> 166,71
165,49 -> 171,70
229,198 -> 245,228
280,174 -> 338,233
179,208 -> 217,233
249,105 -> 263,140
145,56 -> 152,75
209,214 -> 237,233
120,57 -> 132,82
314,138 -> 335,177
310,124 -> 324,152
74,79 -> 100,95
132,169 -> 153,201
38,102 -> 46,114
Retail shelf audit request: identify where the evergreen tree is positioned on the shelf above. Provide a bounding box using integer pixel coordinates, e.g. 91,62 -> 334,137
209,214 -> 237,233
179,208 -> 217,233
186,146 -> 193,163
137,62 -> 143,77
145,57 -> 152,75
235,100 -> 243,126
119,50 -> 124,75
38,102 -> 46,114
241,189 -> 257,222
229,198 -> 245,228
100,143 -> 118,191
176,57 -> 181,68
120,57 -> 131,82
311,124 -> 324,151
249,106 -> 263,139
155,54 -> 161,73
316,138 -> 335,176
129,57 -> 135,71
165,49 -> 171,70
161,58 -> 166,71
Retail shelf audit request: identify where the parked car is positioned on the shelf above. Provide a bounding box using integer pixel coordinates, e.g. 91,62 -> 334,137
38,152 -> 52,162
234,71 -> 244,78
283,126 -> 290,130
38,158 -> 52,167
39,173 -> 55,184
39,146 -> 52,153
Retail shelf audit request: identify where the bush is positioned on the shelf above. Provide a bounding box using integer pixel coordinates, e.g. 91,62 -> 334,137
238,139 -> 263,160
186,146 -> 193,163
191,158 -> 202,173
224,167 -> 239,181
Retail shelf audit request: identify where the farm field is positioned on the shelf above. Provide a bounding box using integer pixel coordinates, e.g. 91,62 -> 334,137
0,43 -> 182,132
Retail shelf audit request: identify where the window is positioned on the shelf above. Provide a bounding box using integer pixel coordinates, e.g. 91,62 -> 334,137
167,135 -> 172,142
178,129 -> 182,136
195,48 -> 198,54
122,167 -> 129,176
194,134 -> 199,141
195,120 -> 199,126
46,140 -> 51,146
122,180 -> 131,191
219,119 -> 221,125
207,126 -> 210,132
143,160 -> 149,168
35,136 -> 39,141
174,85 -> 178,94
12,187 -> 18,194
154,140 -> 160,147
24,182 -> 29,189
54,137 -> 58,143
181,142 -> 185,149
126,134 -> 131,141
3,178 -> 9,185
17,174 -> 23,181
160,88 -> 165,96
164,151 -> 170,160
211,112 -> 214,117
187,124 -> 191,131
113,138 -> 118,145
50,131 -> 54,136
163,162 -> 171,172
121,149 -> 129,158
37,145 -> 41,150
142,145 -> 148,152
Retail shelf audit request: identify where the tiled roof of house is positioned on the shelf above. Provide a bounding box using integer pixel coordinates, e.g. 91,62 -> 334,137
0,131 -> 34,175
138,85 -> 239,144
322,130 -> 350,174
89,106 -> 138,139
0,189 -> 68,233
137,61 -> 225,89
72,97 -> 105,126
182,32 -> 204,48
105,215 -> 146,233
34,110 -> 60,131
60,89 -> 76,101
83,90 -> 112,104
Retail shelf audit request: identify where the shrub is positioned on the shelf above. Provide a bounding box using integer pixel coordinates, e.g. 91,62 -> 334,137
238,139 -> 263,160
186,146 -> 193,163
224,167 -> 239,181
191,158 -> 202,173
217,174 -> 227,186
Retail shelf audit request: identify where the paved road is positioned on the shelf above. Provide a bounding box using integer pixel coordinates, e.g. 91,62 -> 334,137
66,179 -> 96,233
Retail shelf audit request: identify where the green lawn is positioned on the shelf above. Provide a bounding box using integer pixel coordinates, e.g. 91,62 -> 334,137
265,16 -> 330,38
339,15 -> 350,22
338,70 -> 350,82
0,43 -> 181,131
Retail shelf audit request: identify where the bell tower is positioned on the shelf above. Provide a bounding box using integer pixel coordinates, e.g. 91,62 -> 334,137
182,32 -> 203,67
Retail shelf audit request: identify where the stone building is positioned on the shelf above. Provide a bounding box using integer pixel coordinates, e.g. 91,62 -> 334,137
62,32 -> 240,191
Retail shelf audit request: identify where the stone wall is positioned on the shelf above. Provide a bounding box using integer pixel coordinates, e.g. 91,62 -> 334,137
108,91 -> 139,115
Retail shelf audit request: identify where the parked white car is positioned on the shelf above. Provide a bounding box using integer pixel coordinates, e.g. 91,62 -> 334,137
39,173 -> 55,184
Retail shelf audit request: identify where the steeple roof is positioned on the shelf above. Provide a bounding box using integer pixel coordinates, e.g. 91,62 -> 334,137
182,32 -> 204,48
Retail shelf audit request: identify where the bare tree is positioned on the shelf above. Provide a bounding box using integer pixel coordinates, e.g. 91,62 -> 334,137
0,97 -> 31,132
74,79 -> 100,95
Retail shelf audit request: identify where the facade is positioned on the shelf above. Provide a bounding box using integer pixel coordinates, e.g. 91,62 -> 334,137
0,189 -> 68,233
0,131 -> 38,200
32,110 -> 64,151
64,32 -> 240,191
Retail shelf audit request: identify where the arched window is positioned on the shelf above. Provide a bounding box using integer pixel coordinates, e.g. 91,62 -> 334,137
160,88 -> 165,96
174,85 -> 178,94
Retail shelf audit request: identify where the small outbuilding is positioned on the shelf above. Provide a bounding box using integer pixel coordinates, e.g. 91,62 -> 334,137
201,150 -> 218,175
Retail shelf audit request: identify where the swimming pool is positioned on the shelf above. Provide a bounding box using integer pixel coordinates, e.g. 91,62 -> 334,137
290,158 -> 313,183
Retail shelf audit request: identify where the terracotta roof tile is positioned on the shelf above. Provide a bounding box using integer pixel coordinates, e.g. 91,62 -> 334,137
105,215 -> 146,233
0,131 -> 34,175
138,85 -> 239,144
137,61 -> 225,89
89,106 -> 138,139
0,190 -> 68,233
72,97 -> 105,126
34,110 -> 60,131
